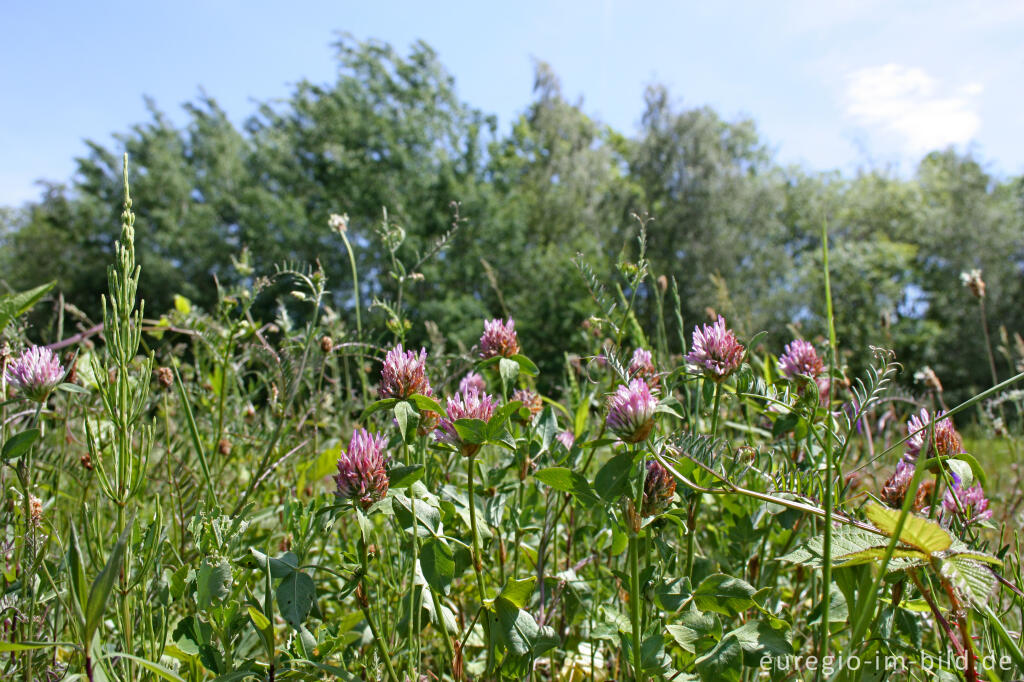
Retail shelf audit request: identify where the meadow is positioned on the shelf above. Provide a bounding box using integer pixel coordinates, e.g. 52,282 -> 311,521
2,157 -> 1024,681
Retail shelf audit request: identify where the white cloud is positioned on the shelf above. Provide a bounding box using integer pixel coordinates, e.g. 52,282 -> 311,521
843,64 -> 981,154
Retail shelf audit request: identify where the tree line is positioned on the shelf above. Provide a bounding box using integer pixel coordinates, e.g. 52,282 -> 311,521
2,37 -> 1022,403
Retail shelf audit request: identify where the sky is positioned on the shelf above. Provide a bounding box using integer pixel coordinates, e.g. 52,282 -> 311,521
2,0 -> 1023,207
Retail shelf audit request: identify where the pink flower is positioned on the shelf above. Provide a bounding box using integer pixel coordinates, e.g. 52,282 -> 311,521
778,339 -> 824,378
5,346 -> 64,402
606,379 -> 658,443
942,482 -> 992,526
685,317 -> 744,380
435,387 -> 497,456
905,409 -> 962,461
479,318 -> 520,359
379,344 -> 432,399
556,429 -> 575,450
459,371 -> 486,395
642,459 -> 676,516
334,429 -> 390,509
629,348 -> 660,391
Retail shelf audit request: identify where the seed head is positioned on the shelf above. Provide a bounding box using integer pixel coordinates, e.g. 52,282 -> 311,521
960,269 -> 985,299
5,346 -> 64,402
155,366 -> 174,389
28,495 -> 43,525
334,428 -> 390,509
479,318 -> 520,359
435,387 -> 497,457
328,213 -> 349,234
685,316 -> 744,381
320,336 -> 334,353
778,339 -> 824,378
379,344 -> 432,400
913,366 -> 943,393
512,388 -> 543,419
606,379 -> 657,443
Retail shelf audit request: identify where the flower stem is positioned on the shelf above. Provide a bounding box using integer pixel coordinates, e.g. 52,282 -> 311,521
359,538 -> 401,682
467,453 -> 493,672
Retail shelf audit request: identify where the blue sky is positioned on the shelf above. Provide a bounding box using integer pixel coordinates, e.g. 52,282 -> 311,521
3,1 -> 1023,206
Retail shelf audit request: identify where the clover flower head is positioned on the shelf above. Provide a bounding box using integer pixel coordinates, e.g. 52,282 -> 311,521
5,346 -> 64,403
606,379 -> 657,443
905,409 -> 962,460
629,348 -> 660,390
435,387 -> 497,456
778,339 -> 824,378
334,428 -> 390,509
459,371 -> 487,396
642,459 -> 676,517
685,316 -> 744,380
379,344 -> 432,400
512,388 -> 543,418
942,482 -> 992,526
556,429 -> 575,451
880,458 -> 934,511
479,318 -> 520,359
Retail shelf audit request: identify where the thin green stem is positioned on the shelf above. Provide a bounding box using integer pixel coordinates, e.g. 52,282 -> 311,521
466,453 -> 493,672
819,219 -> 837,679
359,538 -> 401,682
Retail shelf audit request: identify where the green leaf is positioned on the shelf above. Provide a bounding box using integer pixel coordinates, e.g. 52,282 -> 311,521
729,620 -> 792,660
359,398 -> 399,420
409,393 -> 443,415
2,429 -> 39,461
536,408 -> 558,454
388,464 -> 424,489
499,357 -> 520,389
487,401 -> 522,439
392,495 -> 440,534
420,537 -> 455,595
666,608 -> 720,654
196,558 -> 233,609
277,570 -> 316,629
865,503 -> 952,554
533,467 -> 598,505
594,451 -> 634,502
780,527 -> 912,568
511,354 -> 539,376
173,294 -> 192,315
940,556 -> 996,608
65,525 -> 87,629
84,514 -> 133,640
694,633 -> 742,682
0,281 -> 55,331
692,574 -> 756,617
102,651 -> 186,682
0,641 -> 76,652
393,400 -> 416,440
453,418 -> 489,445
238,548 -> 298,579
248,605 -> 271,631
498,577 -> 536,609
653,576 -> 692,612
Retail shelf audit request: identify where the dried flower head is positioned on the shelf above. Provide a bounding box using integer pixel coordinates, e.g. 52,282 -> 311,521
880,459 -> 932,511
606,379 -> 658,443
320,336 -> 334,353
334,428 -> 390,509
778,339 -> 824,378
512,388 -> 543,418
379,344 -> 432,400
942,481 -> 992,526
960,269 -> 985,299
435,388 -> 497,457
5,346 -> 64,402
459,372 -> 487,396
155,366 -> 174,389
642,459 -> 676,517
28,495 -> 43,525
685,316 -> 745,381
629,348 -> 660,391
479,318 -> 520,359
905,409 -> 963,461
556,429 -> 575,451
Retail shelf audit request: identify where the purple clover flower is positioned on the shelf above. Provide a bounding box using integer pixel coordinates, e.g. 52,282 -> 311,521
334,428 -> 390,509
459,371 -> 487,396
435,387 -> 497,456
778,339 -> 824,378
379,344 -> 432,400
606,379 -> 658,443
5,346 -> 64,403
685,316 -> 745,381
905,408 -> 963,461
556,429 -> 575,451
479,318 -> 520,359
629,348 -> 660,391
942,482 -> 992,526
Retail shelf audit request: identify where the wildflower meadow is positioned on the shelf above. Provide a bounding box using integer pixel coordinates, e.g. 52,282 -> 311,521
1,153 -> 1024,682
